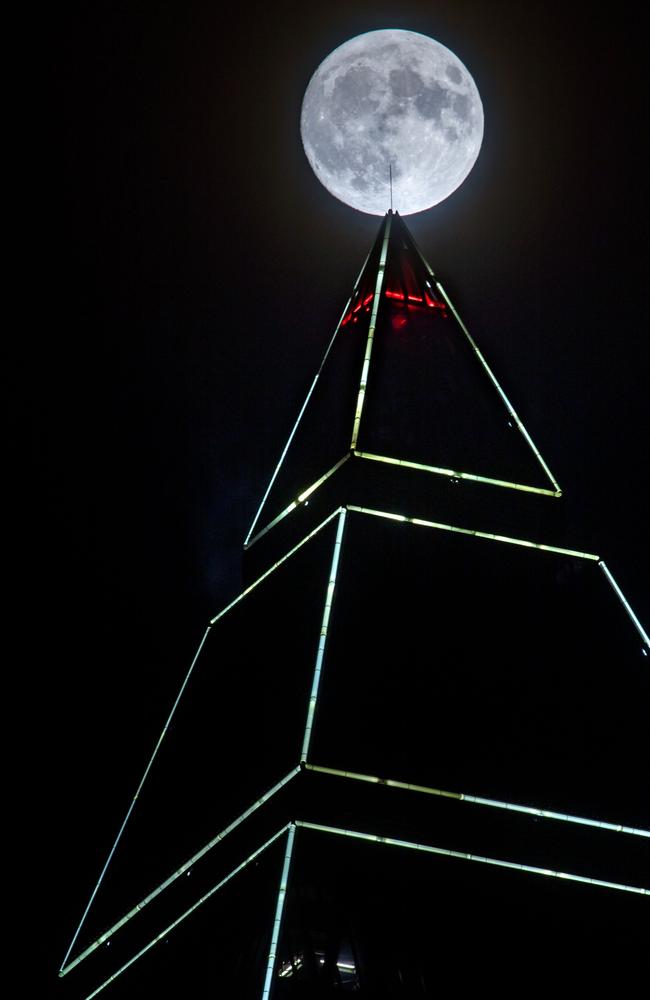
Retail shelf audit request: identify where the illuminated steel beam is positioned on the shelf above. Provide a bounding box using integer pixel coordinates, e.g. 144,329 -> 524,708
58,624 -> 211,975
354,449 -> 561,498
305,764 -> 650,838
60,768 -> 300,977
346,505 -> 600,560
295,821 -> 649,895
261,824 -> 296,1000
402,224 -> 560,495
81,826 -> 291,1000
245,454 -> 350,550
212,507 -> 343,625
599,561 -> 650,649
402,222 -> 560,495
244,242 -> 372,547
62,511 -> 342,976
434,279 -> 561,495
350,213 -> 392,450
301,508 -> 347,762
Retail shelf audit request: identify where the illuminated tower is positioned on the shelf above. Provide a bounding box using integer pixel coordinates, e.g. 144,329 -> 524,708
60,212 -> 649,999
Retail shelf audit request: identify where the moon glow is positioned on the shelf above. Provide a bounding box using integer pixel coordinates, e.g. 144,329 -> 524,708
300,29 -> 484,216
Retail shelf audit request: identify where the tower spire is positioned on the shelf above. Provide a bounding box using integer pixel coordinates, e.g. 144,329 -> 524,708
61,211 -> 650,999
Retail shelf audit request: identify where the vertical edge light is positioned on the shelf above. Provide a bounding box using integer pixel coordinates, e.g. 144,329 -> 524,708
261,823 -> 297,1000
350,213 -> 392,450
301,507 -> 347,762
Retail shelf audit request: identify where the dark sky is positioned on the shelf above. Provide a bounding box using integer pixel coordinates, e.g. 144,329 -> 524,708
29,0 -> 647,989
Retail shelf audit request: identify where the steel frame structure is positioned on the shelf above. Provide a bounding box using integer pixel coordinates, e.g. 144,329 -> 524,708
61,213 -> 649,998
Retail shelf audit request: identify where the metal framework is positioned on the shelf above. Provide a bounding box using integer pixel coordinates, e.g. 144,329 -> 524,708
245,211 -> 563,551
60,505 -> 649,998
61,213 -> 649,998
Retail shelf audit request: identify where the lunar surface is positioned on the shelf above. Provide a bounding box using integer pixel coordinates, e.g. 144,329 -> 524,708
300,29 -> 483,215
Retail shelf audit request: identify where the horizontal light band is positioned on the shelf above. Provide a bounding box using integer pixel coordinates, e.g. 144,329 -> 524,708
295,821 -> 649,895
353,450 -> 561,498
60,767 -> 300,977
346,505 -> 599,561
262,824 -> 296,999
212,507 -> 343,625
82,826 -> 291,1000
599,561 -> 649,649
245,454 -> 350,550
301,509 -> 347,762
305,764 -> 649,838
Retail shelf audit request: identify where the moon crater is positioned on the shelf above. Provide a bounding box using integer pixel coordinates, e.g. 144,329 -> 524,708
301,29 -> 484,215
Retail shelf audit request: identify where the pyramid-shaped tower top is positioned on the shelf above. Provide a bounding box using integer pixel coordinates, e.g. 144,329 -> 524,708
245,211 -> 560,560
60,211 -> 649,1000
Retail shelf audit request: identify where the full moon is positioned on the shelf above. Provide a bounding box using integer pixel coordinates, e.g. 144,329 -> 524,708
300,29 -> 484,216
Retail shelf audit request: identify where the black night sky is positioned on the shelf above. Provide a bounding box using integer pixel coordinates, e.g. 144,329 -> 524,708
28,1 -> 647,992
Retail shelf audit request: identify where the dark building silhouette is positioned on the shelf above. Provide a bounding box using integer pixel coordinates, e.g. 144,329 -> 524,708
60,212 -> 649,999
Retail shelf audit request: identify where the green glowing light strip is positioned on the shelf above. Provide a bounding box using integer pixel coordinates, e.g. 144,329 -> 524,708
261,824 -> 296,999
211,507 -> 342,625
305,764 -> 649,838
82,826 -> 291,1000
244,245 -> 372,547
350,213 -> 392,450
599,561 -> 650,648
61,768 -> 300,977
354,450 -> 561,497
301,508 -> 347,762
59,624 -> 211,974
432,278 -> 561,494
295,821 -> 649,895
346,505 -> 600,561
245,454 -> 350,550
